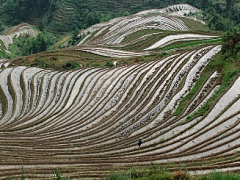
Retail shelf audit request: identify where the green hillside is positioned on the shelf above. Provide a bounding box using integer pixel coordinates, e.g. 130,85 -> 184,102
0,0 -> 239,34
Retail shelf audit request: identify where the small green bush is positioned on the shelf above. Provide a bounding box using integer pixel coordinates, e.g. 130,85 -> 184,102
105,60 -> 114,67
173,171 -> 191,180
34,58 -> 48,68
130,167 -> 147,178
159,51 -> 168,58
106,173 -> 129,180
64,62 -> 81,70
150,173 -> 174,180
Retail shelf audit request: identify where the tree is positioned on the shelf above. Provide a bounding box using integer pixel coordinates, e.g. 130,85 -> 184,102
201,0 -> 210,10
0,21 -> 4,32
222,29 -> 240,55
226,0 -> 233,10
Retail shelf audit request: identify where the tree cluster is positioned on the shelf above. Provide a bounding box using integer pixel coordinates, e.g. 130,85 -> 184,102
9,32 -> 56,56
0,0 -> 53,25
222,29 -> 240,57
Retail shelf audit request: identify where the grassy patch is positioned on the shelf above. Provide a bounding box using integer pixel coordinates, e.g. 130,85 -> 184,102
121,32 -> 173,51
106,173 -> 129,180
122,29 -> 162,44
12,50 -> 114,70
50,34 -> 72,50
0,39 -> 7,50
105,166 -> 240,180
178,17 -> 208,31
174,72 -> 212,116
0,50 -> 13,59
195,172 -> 240,180
117,53 -> 169,66
105,164 -> 240,180
160,38 -> 222,51
122,31 -> 220,52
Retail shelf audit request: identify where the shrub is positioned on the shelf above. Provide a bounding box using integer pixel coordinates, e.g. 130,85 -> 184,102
149,163 -> 160,174
34,58 -> 48,68
64,62 -> 81,70
106,173 -> 129,180
150,173 -> 174,180
173,171 -> 191,180
159,51 -> 168,58
105,60 -> 114,67
52,169 -> 63,180
129,167 -> 146,178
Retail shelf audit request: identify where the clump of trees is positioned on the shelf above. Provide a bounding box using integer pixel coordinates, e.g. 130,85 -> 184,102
0,20 -> 4,32
0,0 -> 52,25
222,29 -> 240,57
9,32 -> 57,56
221,30 -> 240,67
202,0 -> 239,31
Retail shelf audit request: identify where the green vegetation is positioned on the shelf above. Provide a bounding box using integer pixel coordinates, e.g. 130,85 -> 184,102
0,0 -> 239,34
0,20 -> 5,32
159,51 -> 169,58
104,166 -> 240,180
105,60 -> 115,67
121,33 -> 169,51
122,32 -> 220,52
174,31 -> 240,117
106,173 -> 129,180
12,50 -> 115,70
195,172 -> 240,180
21,166 -> 24,180
104,165 -> 190,180
6,166 -> 240,180
0,49 -> 14,59
0,0 -> 51,25
222,29 -> 240,57
9,32 -> 58,57
64,61 -> 81,70
161,38 -> 222,51
122,29 -> 162,44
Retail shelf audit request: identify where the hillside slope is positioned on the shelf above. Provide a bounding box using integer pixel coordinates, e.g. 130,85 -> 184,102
0,4 -> 239,179
76,4 -> 205,46
0,0 -> 239,34
0,44 -> 240,179
0,23 -> 35,51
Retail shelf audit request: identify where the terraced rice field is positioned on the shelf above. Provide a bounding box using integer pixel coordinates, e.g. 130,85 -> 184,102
75,4 -> 215,59
0,4 -> 239,179
0,44 -> 240,179
0,24 -> 35,51
76,47 -> 150,58
144,34 -> 219,50
48,0 -> 78,33
77,4 -> 205,47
